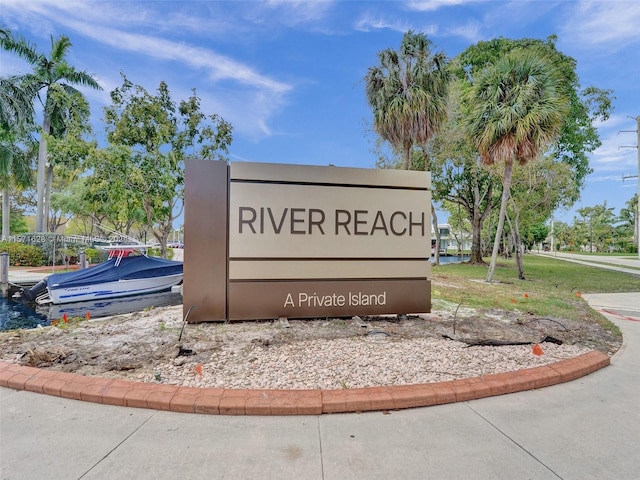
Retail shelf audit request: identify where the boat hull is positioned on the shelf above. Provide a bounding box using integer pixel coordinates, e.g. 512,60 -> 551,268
48,273 -> 183,304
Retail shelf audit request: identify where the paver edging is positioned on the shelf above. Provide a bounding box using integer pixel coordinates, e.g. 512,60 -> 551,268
0,350 -> 610,415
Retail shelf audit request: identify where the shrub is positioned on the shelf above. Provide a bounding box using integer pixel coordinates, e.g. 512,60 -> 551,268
0,242 -> 45,266
84,248 -> 103,264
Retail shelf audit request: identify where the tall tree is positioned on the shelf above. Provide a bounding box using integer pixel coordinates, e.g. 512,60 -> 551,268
455,36 -> 613,199
365,31 -> 450,170
429,89 -> 502,264
0,29 -> 102,232
104,75 -> 232,256
464,50 -> 570,282
449,36 -> 612,274
0,74 -> 36,239
45,88 -> 95,231
365,31 -> 450,264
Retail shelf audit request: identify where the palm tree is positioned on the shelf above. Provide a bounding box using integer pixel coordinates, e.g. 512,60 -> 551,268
1,29 -> 102,232
0,75 -> 37,239
365,31 -> 449,170
464,50 -> 570,282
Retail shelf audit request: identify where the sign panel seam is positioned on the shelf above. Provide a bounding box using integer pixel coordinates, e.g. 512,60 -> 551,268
229,277 -> 429,283
231,179 -> 429,191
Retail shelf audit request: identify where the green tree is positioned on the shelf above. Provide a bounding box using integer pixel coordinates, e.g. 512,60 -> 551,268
576,203 -> 617,253
365,31 -> 450,264
429,89 -> 502,264
83,145 -> 147,237
464,50 -> 570,282
619,193 -> 638,252
550,221 -> 566,251
507,157 -> 575,278
0,74 -> 36,239
45,88 -> 95,232
365,31 -> 450,170
455,36 -> 613,195
0,196 -> 29,235
522,222 -> 549,250
0,30 -> 102,232
104,75 -> 232,256
449,36 -> 613,275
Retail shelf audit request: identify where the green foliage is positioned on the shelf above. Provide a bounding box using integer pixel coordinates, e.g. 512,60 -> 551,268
427,35 -> 613,267
463,47 -> 571,282
0,209 -> 29,234
365,31 -> 450,170
83,247 -> 102,264
0,241 -> 44,266
147,246 -> 170,258
100,74 -> 233,257
1,28 -> 102,232
453,35 -> 613,197
521,222 -> 549,249
464,50 -> 570,166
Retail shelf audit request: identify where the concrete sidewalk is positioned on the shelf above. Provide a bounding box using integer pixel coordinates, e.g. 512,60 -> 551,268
1,291 -> 639,480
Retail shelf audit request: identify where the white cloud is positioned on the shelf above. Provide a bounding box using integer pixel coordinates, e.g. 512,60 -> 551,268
562,0 -> 640,47
74,21 -> 291,94
1,0 -> 293,139
442,21 -> 482,42
2,0 -> 289,94
2,0 -> 235,38
263,0 -> 335,25
589,122 -> 639,174
406,0 -> 480,12
354,13 -> 415,33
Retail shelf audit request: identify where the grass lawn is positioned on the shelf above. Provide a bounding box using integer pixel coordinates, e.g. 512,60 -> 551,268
431,255 -> 640,335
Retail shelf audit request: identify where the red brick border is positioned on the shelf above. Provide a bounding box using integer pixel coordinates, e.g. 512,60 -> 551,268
0,350 -> 609,415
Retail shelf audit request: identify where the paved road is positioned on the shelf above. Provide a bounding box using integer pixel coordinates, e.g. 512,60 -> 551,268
537,251 -> 640,276
1,272 -> 639,478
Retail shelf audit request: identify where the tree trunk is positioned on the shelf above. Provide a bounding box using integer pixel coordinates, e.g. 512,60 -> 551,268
45,163 -> 54,232
35,117 -> 50,233
431,202 -> 440,265
1,189 -> 9,240
470,206 -> 484,264
506,210 -> 525,280
486,161 -> 513,283
402,143 -> 411,171
468,174 -> 492,264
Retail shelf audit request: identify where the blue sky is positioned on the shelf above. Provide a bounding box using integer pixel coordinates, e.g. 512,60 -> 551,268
1,0 -> 639,226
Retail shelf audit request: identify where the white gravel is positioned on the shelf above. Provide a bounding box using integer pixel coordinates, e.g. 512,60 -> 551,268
1,304 -> 596,391
137,336 -> 591,390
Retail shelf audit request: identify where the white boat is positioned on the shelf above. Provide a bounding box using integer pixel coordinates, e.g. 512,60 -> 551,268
17,245 -> 183,305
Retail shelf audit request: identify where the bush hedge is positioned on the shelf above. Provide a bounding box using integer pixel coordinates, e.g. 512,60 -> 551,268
0,242 -> 45,266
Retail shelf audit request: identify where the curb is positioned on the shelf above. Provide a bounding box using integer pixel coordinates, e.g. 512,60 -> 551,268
0,351 -> 610,415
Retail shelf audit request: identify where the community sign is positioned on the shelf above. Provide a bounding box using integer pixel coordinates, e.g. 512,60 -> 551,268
183,159 -> 431,322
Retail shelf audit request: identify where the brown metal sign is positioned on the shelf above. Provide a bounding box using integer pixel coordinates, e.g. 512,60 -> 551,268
184,160 -> 431,322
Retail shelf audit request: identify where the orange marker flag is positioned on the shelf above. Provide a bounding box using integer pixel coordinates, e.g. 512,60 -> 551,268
195,362 -> 203,378
532,344 -> 544,356
85,311 -> 91,319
